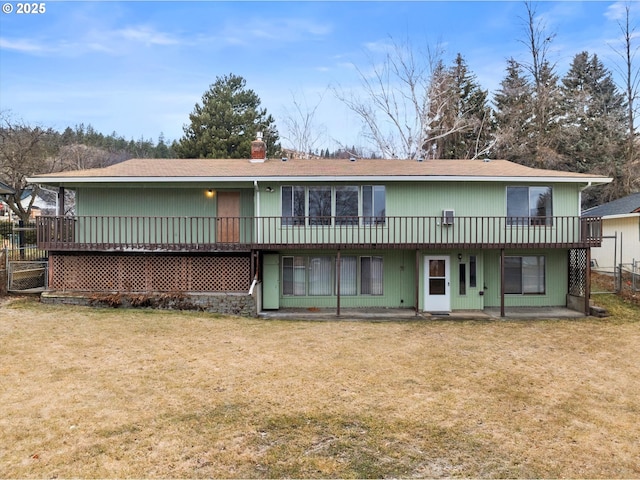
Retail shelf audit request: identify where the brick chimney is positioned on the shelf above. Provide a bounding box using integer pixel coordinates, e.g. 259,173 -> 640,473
250,132 -> 266,162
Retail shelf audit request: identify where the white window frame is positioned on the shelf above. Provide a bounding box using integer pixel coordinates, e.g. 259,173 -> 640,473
504,255 -> 546,295
507,186 -> 553,226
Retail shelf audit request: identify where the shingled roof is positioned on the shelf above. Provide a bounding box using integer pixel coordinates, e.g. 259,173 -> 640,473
28,157 -> 612,186
582,192 -> 640,217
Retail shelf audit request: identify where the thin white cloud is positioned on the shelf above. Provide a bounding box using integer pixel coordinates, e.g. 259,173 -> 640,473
603,1 -> 640,21
0,37 -> 50,54
218,16 -> 331,47
116,26 -> 181,46
1,23 -> 185,57
363,39 -> 394,55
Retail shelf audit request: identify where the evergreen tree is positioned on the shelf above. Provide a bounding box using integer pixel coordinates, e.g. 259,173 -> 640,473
560,52 -> 627,204
492,58 -> 535,162
531,61 -> 565,169
155,133 -> 172,158
493,59 -> 564,168
425,54 -> 491,159
175,74 -> 280,158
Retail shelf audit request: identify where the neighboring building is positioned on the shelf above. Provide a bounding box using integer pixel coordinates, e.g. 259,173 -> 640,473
0,182 -> 15,218
0,181 -> 14,195
0,187 -> 57,219
582,192 -> 640,270
28,140 -> 610,317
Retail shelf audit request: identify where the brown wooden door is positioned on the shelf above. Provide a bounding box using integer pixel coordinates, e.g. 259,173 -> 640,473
217,191 -> 241,243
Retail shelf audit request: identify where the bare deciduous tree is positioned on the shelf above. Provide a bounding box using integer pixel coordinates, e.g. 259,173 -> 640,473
608,2 -> 640,194
280,90 -> 328,159
56,143 -> 113,171
333,37 -> 471,160
0,113 -> 57,222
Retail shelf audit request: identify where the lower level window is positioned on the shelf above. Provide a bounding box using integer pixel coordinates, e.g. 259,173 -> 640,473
309,256 -> 332,295
505,255 -> 545,294
283,256 -> 306,295
338,256 -> 357,295
282,255 -> 383,296
361,256 -> 384,295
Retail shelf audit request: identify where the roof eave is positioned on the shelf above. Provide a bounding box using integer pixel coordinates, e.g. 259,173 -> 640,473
600,212 -> 640,220
27,175 -> 614,186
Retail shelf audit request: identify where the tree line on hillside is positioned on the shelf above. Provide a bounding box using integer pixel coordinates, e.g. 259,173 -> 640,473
0,118 -> 176,222
2,2 -> 639,220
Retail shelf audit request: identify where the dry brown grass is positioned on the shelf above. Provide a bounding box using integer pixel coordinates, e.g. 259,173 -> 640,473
1,296 -> 639,478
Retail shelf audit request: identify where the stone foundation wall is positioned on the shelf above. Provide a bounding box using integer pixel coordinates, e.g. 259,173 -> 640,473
41,291 -> 257,317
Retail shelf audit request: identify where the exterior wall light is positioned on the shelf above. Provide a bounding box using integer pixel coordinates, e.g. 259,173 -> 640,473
205,189 -> 216,198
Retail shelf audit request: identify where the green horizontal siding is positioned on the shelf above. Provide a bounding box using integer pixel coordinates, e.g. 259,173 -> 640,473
276,249 -> 416,309
255,181 -> 584,245
258,181 -> 581,217
75,187 -> 254,244
483,249 -> 568,307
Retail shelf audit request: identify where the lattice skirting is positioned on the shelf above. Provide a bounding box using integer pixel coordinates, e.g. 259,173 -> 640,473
568,248 -> 588,297
49,253 -> 251,292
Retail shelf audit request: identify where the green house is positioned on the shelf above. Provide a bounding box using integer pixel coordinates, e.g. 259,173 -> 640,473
29,145 -> 611,317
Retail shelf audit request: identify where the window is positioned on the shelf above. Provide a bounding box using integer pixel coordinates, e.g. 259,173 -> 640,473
335,186 -> 359,225
363,186 -> 386,224
337,256 -> 357,295
281,254 -> 383,297
282,186 -> 305,225
308,187 -> 332,225
309,256 -> 332,295
459,263 -> 466,295
507,186 -> 553,226
469,255 -> 477,288
282,256 -> 306,295
505,256 -> 545,294
361,256 -> 383,295
281,185 -> 386,226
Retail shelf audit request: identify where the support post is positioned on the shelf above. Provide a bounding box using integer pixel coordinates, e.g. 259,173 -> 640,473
57,187 -> 65,216
585,248 -> 591,316
500,248 -> 505,318
415,249 -> 420,315
336,249 -> 341,317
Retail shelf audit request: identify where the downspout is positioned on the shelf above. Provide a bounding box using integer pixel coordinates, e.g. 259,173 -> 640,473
250,181 -> 261,300
249,273 -> 258,295
579,182 -> 592,214
254,180 -> 261,244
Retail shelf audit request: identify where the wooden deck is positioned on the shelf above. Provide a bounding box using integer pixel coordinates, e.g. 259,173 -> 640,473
36,215 -> 603,252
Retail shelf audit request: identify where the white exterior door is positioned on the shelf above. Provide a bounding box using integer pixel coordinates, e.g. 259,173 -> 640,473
424,256 -> 451,313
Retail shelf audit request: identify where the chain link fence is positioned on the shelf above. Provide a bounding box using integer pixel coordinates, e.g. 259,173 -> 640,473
1,220 -> 47,293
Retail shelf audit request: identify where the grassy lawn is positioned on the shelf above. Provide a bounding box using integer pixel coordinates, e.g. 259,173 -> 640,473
1,295 -> 639,478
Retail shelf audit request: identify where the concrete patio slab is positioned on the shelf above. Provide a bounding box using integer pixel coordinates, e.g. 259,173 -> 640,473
258,307 -> 587,321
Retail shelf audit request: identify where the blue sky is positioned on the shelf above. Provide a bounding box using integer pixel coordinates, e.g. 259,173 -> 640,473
1,1 -> 637,152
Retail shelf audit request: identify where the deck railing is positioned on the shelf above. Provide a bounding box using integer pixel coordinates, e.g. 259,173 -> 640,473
36,215 -> 603,252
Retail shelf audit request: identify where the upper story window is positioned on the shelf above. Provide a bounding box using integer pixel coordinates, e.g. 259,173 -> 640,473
282,186 -> 305,226
308,186 -> 332,226
281,185 -> 385,226
335,186 -> 359,225
507,186 -> 553,226
362,185 -> 386,225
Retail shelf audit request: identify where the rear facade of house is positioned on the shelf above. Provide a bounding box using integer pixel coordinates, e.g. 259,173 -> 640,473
29,151 -> 609,317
